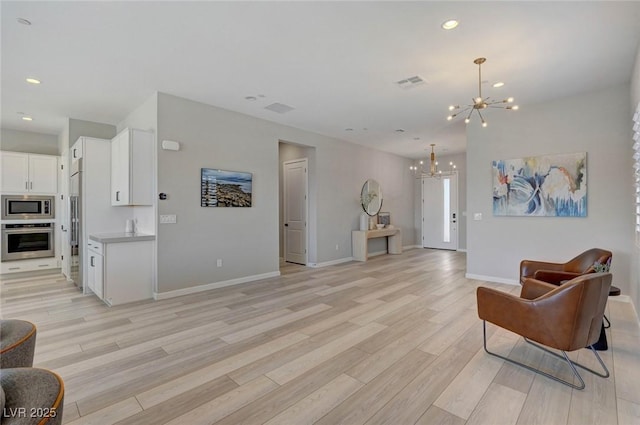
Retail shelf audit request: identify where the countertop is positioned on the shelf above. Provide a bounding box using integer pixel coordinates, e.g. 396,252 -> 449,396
89,232 -> 156,243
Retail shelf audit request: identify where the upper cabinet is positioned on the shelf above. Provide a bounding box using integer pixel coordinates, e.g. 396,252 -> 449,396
0,152 -> 58,194
111,128 -> 153,206
70,139 -> 83,164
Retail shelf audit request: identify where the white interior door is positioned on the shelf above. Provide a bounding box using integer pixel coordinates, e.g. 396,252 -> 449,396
284,159 -> 308,265
422,174 -> 458,250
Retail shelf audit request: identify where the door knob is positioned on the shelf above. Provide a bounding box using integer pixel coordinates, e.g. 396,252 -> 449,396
284,223 -> 289,227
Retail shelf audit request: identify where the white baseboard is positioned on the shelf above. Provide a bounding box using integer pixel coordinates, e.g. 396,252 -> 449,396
465,273 -> 519,286
403,245 -> 422,250
154,271 -> 281,300
308,257 -> 353,268
457,248 -> 467,253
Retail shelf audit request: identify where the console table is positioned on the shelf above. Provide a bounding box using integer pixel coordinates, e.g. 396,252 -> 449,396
352,228 -> 402,262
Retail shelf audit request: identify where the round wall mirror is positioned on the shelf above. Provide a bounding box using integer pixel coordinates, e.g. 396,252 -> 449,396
361,179 -> 383,216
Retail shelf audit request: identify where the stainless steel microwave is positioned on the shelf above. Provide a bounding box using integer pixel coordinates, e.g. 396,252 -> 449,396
1,195 -> 55,220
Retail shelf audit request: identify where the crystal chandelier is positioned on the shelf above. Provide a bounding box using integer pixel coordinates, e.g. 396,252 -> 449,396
409,144 -> 456,177
447,57 -> 518,127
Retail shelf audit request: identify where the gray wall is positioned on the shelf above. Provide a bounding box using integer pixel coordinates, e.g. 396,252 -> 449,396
154,92 -> 416,294
68,118 -> 116,149
467,84 -> 633,294
1,128 -> 59,155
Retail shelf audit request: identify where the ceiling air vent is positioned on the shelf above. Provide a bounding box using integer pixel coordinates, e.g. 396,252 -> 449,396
396,76 -> 426,89
265,102 -> 295,114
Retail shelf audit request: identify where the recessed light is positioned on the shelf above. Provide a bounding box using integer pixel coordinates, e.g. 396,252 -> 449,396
22,116 -> 33,121
245,96 -> 257,101
26,78 -> 41,85
441,19 -> 459,30
345,128 -> 354,131
493,82 -> 505,88
17,18 -> 31,26
395,129 -> 405,133
413,137 -> 421,140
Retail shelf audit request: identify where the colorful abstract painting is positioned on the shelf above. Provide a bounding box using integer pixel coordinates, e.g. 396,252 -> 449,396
492,152 -> 587,217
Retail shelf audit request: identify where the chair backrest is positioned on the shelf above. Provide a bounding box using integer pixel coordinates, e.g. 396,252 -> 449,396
537,273 -> 612,350
565,248 -> 612,274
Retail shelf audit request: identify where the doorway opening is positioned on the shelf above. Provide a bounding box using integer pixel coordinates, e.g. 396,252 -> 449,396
278,142 -> 315,269
422,174 -> 458,250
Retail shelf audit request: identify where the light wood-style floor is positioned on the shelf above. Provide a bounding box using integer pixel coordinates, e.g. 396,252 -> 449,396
2,249 -> 640,425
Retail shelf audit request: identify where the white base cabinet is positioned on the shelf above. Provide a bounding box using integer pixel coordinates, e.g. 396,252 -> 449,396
87,240 -> 104,299
87,238 -> 153,306
1,257 -> 59,274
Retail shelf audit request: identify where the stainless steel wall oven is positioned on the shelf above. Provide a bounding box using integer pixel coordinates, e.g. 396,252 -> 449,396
1,223 -> 54,261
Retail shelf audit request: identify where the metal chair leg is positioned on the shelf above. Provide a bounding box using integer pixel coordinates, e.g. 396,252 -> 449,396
482,321 -> 610,390
523,337 -> 609,378
603,315 -> 611,329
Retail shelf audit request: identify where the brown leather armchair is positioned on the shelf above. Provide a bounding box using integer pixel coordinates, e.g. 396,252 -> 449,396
477,273 -> 612,389
519,248 -> 612,285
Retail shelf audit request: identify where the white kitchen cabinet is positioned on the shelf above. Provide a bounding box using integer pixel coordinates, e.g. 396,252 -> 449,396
111,128 -> 153,206
0,257 -> 59,274
87,234 -> 154,306
70,139 -> 83,164
87,240 -> 104,299
70,137 -> 132,294
0,151 -> 58,194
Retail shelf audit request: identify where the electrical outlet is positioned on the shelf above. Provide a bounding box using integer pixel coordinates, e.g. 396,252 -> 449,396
216,259 -> 223,267
159,214 -> 177,224
335,244 -> 339,250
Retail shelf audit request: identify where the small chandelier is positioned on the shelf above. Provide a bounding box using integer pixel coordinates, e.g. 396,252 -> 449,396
447,57 -> 518,127
409,144 -> 457,177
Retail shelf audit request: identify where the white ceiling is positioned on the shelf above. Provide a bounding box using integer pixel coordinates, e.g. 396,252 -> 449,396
2,1 -> 640,159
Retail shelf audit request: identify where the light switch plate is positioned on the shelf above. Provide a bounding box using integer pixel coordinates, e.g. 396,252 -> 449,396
160,214 -> 177,224
473,213 -> 482,221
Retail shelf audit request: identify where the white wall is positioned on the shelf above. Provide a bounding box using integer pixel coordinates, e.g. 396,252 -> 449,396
467,84 -> 633,293
629,43 -> 640,318
154,92 -> 416,294
1,128 -> 59,155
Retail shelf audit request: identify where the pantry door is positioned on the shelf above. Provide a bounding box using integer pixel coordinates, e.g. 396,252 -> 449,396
284,159 -> 308,265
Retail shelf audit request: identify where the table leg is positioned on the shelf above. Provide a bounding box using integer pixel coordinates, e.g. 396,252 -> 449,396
592,323 -> 608,351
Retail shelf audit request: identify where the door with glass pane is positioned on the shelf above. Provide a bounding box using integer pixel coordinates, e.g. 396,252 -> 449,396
422,174 -> 458,250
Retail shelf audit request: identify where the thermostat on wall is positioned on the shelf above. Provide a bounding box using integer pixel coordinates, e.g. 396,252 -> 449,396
162,140 -> 180,151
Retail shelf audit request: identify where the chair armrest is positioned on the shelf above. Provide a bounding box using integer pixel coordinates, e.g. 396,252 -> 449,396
477,287 -> 536,332
521,278 -> 558,300
519,260 -> 564,283
477,284 -> 583,351
533,270 -> 582,284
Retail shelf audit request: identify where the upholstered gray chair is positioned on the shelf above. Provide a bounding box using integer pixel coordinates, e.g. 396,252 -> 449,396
1,320 -> 65,424
0,368 -> 64,424
1,320 -> 37,369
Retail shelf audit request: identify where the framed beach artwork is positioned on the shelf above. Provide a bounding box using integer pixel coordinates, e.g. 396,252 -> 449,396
378,212 -> 391,226
492,152 -> 587,217
201,168 -> 252,207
